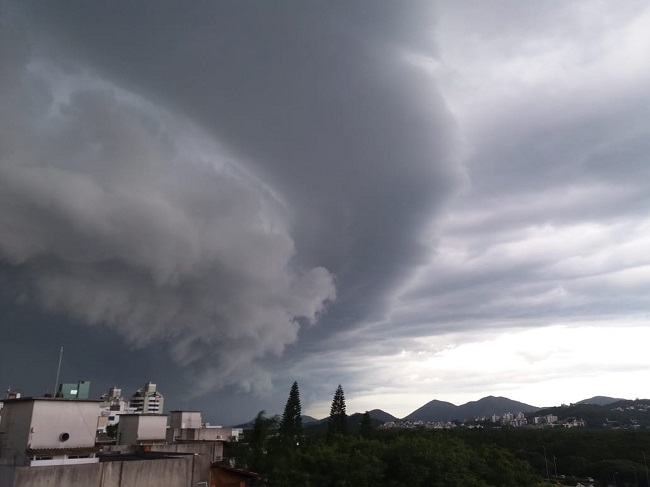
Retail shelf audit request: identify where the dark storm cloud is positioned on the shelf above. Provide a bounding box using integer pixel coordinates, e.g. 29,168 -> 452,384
0,12 -> 336,395
27,0 -> 462,323
1,0 -> 463,408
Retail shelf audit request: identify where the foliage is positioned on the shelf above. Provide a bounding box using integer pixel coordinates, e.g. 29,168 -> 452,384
358,411 -> 373,439
244,425 -> 538,486
105,423 -> 118,438
231,410 -> 278,473
279,381 -> 302,447
328,384 -> 347,438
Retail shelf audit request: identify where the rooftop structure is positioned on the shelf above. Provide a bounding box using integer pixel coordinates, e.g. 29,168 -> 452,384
57,380 -> 91,399
0,397 -> 100,467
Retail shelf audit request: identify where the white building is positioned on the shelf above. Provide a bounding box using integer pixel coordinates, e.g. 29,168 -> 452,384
166,411 -> 241,443
0,397 -> 100,467
97,386 -> 135,433
128,382 -> 164,414
116,414 -> 167,446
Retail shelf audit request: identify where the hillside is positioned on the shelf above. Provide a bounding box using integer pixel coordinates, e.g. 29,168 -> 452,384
303,409 -> 398,432
404,396 -> 538,422
531,398 -> 650,428
403,399 -> 459,421
575,396 -> 624,406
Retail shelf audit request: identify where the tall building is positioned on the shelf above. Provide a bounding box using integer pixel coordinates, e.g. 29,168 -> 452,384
128,382 -> 164,414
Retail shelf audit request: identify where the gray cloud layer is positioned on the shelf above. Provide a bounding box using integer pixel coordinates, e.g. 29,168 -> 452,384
1,15 -> 337,394
1,0 -> 462,405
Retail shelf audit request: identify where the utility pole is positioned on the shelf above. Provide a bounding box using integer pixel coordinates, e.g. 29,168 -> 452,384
553,456 -> 558,477
643,451 -> 650,487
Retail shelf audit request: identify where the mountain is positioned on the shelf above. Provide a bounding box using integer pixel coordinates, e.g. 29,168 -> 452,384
403,399 -> 459,421
457,396 -> 539,419
576,396 -> 624,406
303,409 -> 398,433
404,396 -> 539,422
233,414 -> 316,428
366,409 -> 398,422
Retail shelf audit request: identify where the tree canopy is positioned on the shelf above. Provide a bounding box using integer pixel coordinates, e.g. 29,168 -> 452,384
328,384 -> 347,438
279,381 -> 302,446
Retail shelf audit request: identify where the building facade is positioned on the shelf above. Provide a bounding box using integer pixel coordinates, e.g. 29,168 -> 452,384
128,382 -> 164,414
0,398 -> 100,467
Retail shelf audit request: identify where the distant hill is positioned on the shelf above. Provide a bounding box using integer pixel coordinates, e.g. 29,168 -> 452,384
404,399 -> 458,421
532,399 -> 650,428
303,409 -> 398,433
366,409 -> 399,422
576,396 -> 624,406
457,396 -> 539,419
405,396 -> 539,422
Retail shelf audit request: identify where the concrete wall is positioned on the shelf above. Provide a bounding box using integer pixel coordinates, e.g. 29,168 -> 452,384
0,400 -> 33,464
30,400 -> 100,448
5,456 -> 196,487
152,442 -> 216,484
0,466 -> 16,485
12,462 -> 101,487
117,415 -> 167,445
101,457 -> 194,487
168,426 -> 231,443
0,399 -> 100,466
170,411 -> 202,429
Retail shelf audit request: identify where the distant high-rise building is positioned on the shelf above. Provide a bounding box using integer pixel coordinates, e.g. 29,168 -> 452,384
129,382 -> 164,414
57,380 -> 91,399
98,386 -> 136,432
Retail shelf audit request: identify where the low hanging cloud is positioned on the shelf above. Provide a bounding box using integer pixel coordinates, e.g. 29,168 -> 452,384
0,26 -> 335,394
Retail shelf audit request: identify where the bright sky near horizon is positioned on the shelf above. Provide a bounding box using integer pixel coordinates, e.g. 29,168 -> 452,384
1,0 -> 650,424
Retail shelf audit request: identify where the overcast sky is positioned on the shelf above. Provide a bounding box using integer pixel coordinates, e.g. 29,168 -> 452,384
1,0 -> 649,424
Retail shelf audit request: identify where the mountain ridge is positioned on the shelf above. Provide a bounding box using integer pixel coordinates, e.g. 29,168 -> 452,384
404,395 -> 540,422
232,395 -> 634,427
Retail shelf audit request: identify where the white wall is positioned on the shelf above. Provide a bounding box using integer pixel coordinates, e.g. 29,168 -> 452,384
169,411 -> 202,429
0,399 -> 100,467
117,415 -> 167,445
30,401 -> 100,449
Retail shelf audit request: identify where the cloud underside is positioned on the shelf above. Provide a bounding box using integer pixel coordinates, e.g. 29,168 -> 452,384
0,2 -> 461,397
0,38 -> 336,394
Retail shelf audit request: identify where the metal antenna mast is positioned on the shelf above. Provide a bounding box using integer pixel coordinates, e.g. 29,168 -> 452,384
53,346 -> 64,396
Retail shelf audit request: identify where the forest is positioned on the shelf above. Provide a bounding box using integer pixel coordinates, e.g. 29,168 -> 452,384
225,383 -> 650,487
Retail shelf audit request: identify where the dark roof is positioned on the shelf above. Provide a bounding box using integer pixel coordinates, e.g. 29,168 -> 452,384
212,465 -> 261,478
95,432 -> 116,444
99,450 -> 190,462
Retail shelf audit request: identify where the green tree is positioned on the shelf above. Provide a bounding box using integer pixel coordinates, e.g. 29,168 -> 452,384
247,410 -> 275,473
279,381 -> 302,446
359,411 -> 373,439
105,424 -> 118,439
328,384 -> 348,438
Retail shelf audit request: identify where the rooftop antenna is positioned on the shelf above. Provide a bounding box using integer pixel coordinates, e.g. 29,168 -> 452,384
53,346 -> 64,396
